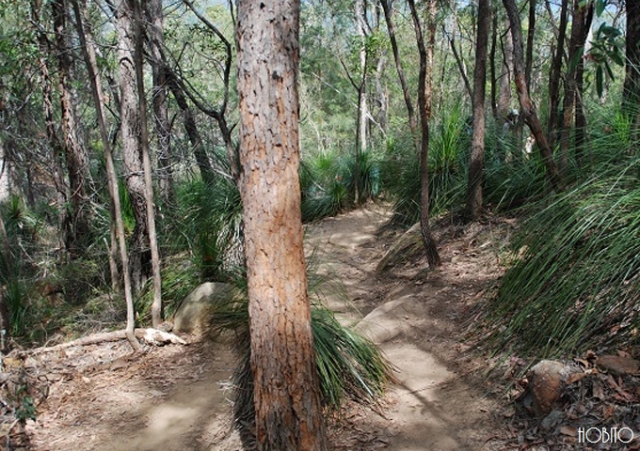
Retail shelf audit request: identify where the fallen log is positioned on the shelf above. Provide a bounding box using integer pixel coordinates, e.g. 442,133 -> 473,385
29,328 -> 187,355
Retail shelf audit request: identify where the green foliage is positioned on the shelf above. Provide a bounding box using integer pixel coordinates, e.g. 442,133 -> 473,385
138,255 -> 201,322
382,105 -> 469,225
2,195 -> 40,246
487,142 -> 640,357
171,177 -> 243,281
300,149 -> 380,222
588,23 -> 624,98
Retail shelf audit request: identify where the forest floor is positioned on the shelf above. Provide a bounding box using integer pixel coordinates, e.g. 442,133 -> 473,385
16,203 -> 520,450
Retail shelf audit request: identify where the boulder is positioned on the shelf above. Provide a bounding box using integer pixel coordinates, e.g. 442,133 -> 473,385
173,282 -> 232,335
528,360 -> 573,416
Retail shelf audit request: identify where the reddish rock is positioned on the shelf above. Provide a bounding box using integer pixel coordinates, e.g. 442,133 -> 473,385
596,355 -> 640,376
528,360 -> 570,416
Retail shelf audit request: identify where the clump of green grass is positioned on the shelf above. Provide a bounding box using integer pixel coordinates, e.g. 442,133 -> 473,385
301,149 -> 380,222
170,177 -> 243,281
487,144 -> 640,357
382,103 -> 469,225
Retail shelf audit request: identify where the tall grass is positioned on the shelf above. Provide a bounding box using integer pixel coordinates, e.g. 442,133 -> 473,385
382,104 -> 469,225
300,149 -> 380,222
170,177 -> 243,281
487,132 -> 640,357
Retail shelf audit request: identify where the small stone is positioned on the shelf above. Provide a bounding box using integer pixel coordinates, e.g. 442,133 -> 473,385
46,373 -> 63,382
596,355 -> 640,375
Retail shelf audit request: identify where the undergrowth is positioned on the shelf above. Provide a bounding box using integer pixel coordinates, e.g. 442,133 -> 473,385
486,118 -> 640,358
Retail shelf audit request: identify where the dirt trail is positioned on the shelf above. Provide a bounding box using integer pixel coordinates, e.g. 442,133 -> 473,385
306,205 -> 505,450
26,204 -> 508,450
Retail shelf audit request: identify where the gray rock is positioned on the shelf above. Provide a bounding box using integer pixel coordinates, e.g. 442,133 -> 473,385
173,283 -> 233,335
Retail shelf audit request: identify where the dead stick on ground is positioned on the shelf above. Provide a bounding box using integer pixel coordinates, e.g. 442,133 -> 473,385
28,328 -> 187,355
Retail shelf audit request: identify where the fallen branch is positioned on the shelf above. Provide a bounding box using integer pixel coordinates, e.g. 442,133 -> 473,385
29,328 -> 187,355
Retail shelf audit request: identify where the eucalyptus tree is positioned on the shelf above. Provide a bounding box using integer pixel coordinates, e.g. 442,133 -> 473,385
29,0 -> 93,256
71,0 -> 141,350
380,0 -> 417,139
560,0 -> 594,170
466,0 -> 491,220
503,0 -> 563,191
145,0 -> 174,204
237,0 -> 328,447
408,0 -> 441,267
547,0 -> 569,148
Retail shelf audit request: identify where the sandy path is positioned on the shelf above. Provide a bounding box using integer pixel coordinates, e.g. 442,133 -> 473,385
306,205 -> 503,450
27,204 -> 505,450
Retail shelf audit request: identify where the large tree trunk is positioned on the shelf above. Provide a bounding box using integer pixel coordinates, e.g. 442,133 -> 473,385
145,0 -> 174,204
547,0 -> 569,148
380,0 -> 416,138
465,0 -> 491,220
72,0 -> 140,351
116,0 -> 150,292
408,0 -> 441,267
236,0 -> 328,449
503,0 -> 563,191
52,0 -> 92,256
31,0 -> 69,252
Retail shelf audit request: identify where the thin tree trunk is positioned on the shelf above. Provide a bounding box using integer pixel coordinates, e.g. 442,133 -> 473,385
72,0 -> 140,351
355,0 -> 368,154
490,7 -> 498,118
525,0 -> 536,92
374,52 -> 388,133
498,25 -> 514,120
465,0 -> 491,220
559,0 -> 593,172
164,69 -> 216,184
574,5 -> 594,164
236,0 -> 328,449
145,0 -> 174,204
52,0 -> 92,256
408,0 -> 441,267
380,0 -> 416,137
448,33 -> 473,101
547,0 -> 569,148
425,0 -> 437,121
503,0 -> 563,191
116,0 -> 150,293
132,0 -> 163,327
